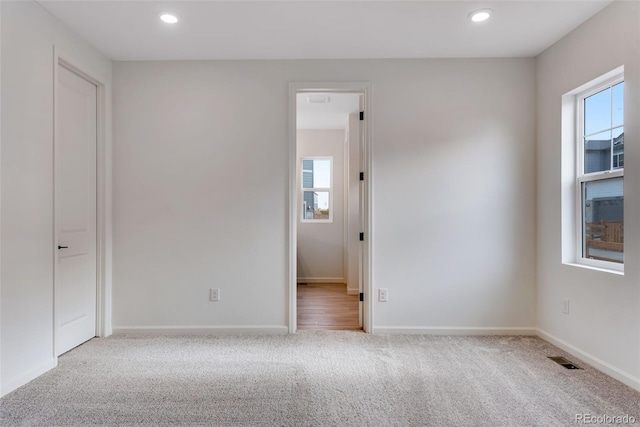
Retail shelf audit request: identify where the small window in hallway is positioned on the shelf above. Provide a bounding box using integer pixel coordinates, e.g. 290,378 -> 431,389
301,157 -> 332,222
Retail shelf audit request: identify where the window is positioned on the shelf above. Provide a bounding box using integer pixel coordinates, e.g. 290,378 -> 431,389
578,78 -> 624,267
301,157 -> 332,222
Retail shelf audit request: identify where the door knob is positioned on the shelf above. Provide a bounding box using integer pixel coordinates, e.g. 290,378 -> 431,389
58,246 -> 68,249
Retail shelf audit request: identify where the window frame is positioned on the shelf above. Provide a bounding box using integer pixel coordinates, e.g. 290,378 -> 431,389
575,74 -> 624,271
613,152 -> 624,169
300,156 -> 334,223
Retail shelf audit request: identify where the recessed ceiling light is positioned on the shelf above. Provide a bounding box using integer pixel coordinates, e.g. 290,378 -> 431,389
469,9 -> 492,23
160,14 -> 179,24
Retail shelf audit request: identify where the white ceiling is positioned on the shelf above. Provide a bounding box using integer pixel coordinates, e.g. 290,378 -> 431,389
297,93 -> 361,130
36,1 -> 611,61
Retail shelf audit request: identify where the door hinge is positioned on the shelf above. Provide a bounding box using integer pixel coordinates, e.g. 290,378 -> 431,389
359,172 -> 364,181
359,232 -> 364,241
359,111 -> 364,121
359,293 -> 364,302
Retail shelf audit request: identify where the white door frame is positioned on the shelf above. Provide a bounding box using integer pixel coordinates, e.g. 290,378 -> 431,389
288,82 -> 373,333
53,47 -> 112,360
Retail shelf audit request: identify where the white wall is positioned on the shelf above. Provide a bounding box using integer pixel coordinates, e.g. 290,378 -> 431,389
0,1 -> 111,396
113,58 -> 536,333
536,0 -> 640,389
296,130 -> 346,282
346,113 -> 360,293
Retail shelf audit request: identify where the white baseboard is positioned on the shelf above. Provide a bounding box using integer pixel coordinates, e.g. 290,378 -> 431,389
537,328 -> 640,392
374,326 -> 537,335
1,358 -> 57,398
297,277 -> 345,284
112,325 -> 289,335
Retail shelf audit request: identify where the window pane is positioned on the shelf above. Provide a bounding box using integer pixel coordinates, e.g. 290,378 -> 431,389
582,177 -> 623,263
302,191 -> 330,220
612,82 -> 624,128
584,87 -> 611,136
301,159 -> 331,189
312,160 -> 331,188
584,130 -> 611,173
612,126 -> 624,170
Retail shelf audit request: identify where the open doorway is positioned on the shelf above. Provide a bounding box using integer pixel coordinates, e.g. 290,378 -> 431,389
289,83 -> 371,333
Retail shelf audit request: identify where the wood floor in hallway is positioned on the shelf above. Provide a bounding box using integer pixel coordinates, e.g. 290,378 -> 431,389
297,283 -> 361,331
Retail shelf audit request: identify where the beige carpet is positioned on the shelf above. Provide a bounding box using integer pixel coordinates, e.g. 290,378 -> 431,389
1,332 -> 639,426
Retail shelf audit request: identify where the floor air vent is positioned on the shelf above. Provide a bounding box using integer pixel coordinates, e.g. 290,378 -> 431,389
548,356 -> 582,370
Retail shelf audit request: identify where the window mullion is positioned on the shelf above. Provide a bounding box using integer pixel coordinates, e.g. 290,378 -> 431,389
610,87 -> 614,171
579,169 -> 624,183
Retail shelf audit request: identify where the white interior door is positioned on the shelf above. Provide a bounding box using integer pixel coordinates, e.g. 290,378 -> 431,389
55,64 -> 97,356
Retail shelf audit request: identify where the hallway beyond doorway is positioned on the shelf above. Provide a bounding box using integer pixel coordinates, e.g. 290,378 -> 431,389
297,283 -> 360,331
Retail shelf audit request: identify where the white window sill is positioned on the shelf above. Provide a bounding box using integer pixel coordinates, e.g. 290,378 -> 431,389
564,262 -> 624,276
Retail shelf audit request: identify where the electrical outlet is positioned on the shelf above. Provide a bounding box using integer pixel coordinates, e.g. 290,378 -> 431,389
210,288 -> 220,302
378,288 -> 388,302
563,298 -> 570,315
